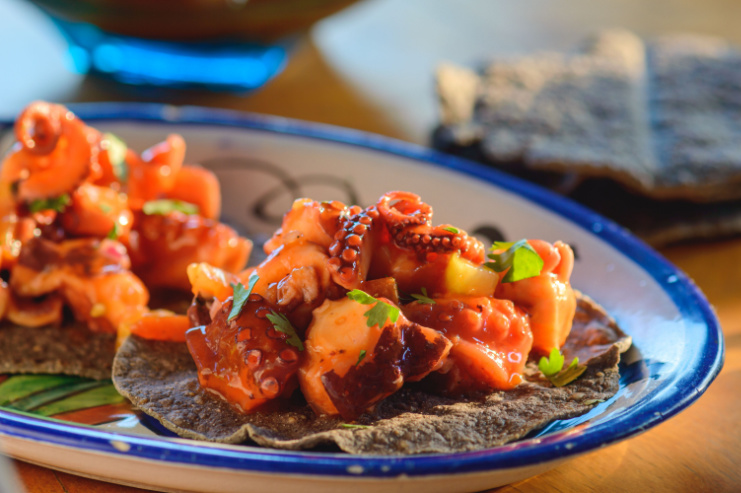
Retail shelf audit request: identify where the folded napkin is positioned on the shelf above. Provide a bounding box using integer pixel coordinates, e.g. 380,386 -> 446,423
434,29 -> 741,246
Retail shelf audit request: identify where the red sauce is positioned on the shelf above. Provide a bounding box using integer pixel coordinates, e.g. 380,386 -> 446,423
402,296 -> 533,393
185,294 -> 300,413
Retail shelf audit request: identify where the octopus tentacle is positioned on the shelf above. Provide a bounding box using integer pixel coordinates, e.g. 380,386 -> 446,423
377,191 -> 432,234
377,192 -> 485,264
15,101 -> 64,156
9,102 -> 91,201
394,223 -> 486,264
327,205 -> 379,289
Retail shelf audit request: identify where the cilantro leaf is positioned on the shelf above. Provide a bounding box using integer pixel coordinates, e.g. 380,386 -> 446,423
142,199 -> 199,216
411,287 -> 435,305
227,273 -> 259,322
346,289 -> 376,305
266,311 -> 304,351
103,133 -> 128,182
355,350 -> 367,367
583,399 -> 605,406
442,226 -> 459,234
28,194 -> 70,213
347,289 -> 400,328
538,348 -> 586,387
107,221 -> 119,240
366,302 -> 400,328
538,348 -> 564,376
484,239 -> 544,283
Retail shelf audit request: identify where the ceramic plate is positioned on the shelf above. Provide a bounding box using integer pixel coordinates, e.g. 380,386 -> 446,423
0,104 -> 724,493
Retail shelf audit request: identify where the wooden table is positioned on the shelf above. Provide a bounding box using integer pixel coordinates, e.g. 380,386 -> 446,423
1,0 -> 740,491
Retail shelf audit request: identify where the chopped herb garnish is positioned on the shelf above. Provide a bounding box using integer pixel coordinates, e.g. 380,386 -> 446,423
340,423 -> 371,429
538,348 -> 586,387
227,273 -> 259,322
266,311 -> 304,351
347,289 -> 400,328
142,199 -> 199,216
583,399 -> 605,406
442,226 -> 459,234
107,221 -> 119,240
28,194 -> 70,213
484,239 -> 544,283
411,287 -> 436,305
355,350 -> 367,366
103,133 -> 128,182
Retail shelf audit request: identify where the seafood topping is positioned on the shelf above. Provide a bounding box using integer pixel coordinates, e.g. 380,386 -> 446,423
185,294 -> 301,413
167,191 -> 579,418
0,101 -> 253,375
403,296 -> 533,394
299,296 -> 451,420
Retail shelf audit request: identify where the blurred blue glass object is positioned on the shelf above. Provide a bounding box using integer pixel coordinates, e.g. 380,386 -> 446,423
52,17 -> 288,91
26,0 -> 361,92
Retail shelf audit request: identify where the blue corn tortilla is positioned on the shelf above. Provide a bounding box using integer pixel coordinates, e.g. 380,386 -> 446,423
0,323 -> 115,380
112,294 -> 630,455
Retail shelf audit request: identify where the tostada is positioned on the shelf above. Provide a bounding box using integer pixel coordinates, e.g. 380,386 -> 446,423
0,102 -> 251,379
113,191 -> 631,454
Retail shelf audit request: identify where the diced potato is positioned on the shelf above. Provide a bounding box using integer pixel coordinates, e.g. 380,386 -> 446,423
445,253 -> 499,297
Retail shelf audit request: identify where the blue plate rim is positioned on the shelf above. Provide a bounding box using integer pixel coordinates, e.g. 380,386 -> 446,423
0,102 -> 725,479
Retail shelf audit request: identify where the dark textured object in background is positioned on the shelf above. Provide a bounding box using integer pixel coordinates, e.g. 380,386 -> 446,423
434,30 -> 741,246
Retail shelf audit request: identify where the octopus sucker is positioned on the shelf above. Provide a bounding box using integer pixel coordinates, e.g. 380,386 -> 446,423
185,295 -> 300,413
327,206 -> 380,290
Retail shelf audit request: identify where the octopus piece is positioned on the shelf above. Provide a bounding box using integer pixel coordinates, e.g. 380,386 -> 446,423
5,292 -> 64,328
3,102 -> 92,202
376,190 -> 432,234
126,134 -> 185,209
7,236 -> 148,332
326,206 -> 380,290
264,199 -> 350,254
60,183 -> 133,239
247,239 -> 335,330
495,240 -> 577,355
186,262 -> 241,303
376,191 -> 485,264
403,295 -> 533,395
10,237 -> 131,298
62,270 -> 149,333
299,296 -> 452,420
165,165 -> 222,220
185,294 -> 301,413
0,214 -> 37,270
126,210 -> 251,292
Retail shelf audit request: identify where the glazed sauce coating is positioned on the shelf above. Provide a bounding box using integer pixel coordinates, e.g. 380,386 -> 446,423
185,294 -> 300,412
402,296 -> 533,393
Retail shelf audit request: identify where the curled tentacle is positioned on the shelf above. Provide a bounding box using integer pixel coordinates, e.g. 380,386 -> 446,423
376,191 -> 485,264
376,191 -> 432,234
393,223 -> 486,264
15,102 -> 64,155
327,205 -> 379,290
8,102 -> 91,201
